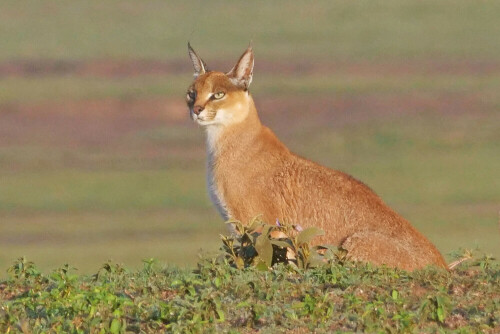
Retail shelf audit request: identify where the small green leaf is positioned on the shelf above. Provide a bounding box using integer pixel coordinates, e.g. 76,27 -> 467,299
236,301 -> 251,308
255,260 -> 269,271
436,306 -> 445,323
216,309 -> 225,321
436,295 -> 444,308
171,280 -> 183,287
307,254 -> 325,268
214,277 -> 221,288
248,216 -> 263,230
292,302 -> 305,309
261,224 -> 273,237
255,234 -> 273,267
435,295 -> 447,322
187,285 -> 196,295
110,318 -> 121,334
297,227 -> 325,245
392,290 -> 398,300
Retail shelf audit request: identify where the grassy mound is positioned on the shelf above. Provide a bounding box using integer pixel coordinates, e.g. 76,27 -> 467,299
1,223 -> 499,333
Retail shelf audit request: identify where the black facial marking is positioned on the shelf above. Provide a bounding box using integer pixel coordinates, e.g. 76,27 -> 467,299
186,90 -> 196,107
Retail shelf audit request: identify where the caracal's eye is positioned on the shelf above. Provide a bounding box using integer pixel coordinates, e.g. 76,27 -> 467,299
213,91 -> 225,99
187,90 -> 196,101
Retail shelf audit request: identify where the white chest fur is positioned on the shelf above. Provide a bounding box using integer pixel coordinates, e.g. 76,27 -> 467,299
205,126 -> 230,220
206,153 -> 229,220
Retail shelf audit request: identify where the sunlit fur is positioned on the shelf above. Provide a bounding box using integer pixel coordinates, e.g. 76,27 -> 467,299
186,46 -> 446,271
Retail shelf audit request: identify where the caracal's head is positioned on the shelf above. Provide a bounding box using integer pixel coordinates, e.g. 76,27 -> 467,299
186,43 -> 254,127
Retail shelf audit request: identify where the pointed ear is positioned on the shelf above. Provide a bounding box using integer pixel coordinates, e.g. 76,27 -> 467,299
227,46 -> 254,89
188,42 -> 207,78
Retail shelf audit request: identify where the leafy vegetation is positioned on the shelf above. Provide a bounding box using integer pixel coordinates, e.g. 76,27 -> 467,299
221,219 -> 333,270
1,224 -> 499,333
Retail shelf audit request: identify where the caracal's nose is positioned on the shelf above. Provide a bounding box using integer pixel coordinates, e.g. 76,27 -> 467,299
193,105 -> 204,115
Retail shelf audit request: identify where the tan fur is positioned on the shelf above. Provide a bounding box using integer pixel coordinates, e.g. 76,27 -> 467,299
186,45 -> 447,271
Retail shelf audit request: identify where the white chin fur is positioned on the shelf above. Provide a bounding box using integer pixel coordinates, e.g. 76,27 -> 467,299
197,120 -> 218,126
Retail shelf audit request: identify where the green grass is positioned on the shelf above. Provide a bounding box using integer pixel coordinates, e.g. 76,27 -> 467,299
0,169 -> 209,212
1,255 -> 499,333
1,0 -> 499,61
0,76 -> 187,105
0,170 -> 225,272
0,214 -> 222,274
1,73 -> 500,105
2,221 -> 498,332
0,208 -> 223,273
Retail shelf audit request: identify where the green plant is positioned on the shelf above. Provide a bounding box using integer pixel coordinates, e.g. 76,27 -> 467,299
1,251 -> 499,333
220,218 -> 343,270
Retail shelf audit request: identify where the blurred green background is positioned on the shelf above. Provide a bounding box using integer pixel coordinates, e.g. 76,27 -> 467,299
0,0 -> 499,273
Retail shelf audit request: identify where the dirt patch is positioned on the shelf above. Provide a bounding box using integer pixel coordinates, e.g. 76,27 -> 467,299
258,92 -> 487,134
0,59 -> 185,78
0,92 -> 488,149
0,98 -> 187,146
1,58 -> 499,78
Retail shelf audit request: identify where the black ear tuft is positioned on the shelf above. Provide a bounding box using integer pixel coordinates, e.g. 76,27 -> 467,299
188,42 -> 207,78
